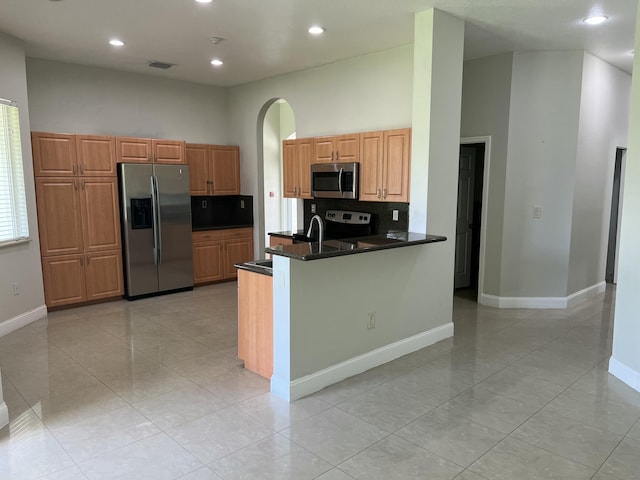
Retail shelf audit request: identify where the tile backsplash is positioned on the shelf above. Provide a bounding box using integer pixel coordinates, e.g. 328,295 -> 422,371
303,199 -> 409,234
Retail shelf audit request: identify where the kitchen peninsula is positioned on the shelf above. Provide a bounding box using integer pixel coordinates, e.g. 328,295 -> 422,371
241,232 -> 450,402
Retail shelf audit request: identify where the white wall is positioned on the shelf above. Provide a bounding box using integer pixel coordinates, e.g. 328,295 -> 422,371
568,53 -> 631,295
0,33 -> 46,330
227,45 -> 414,255
26,58 -> 230,144
500,51 -> 584,298
610,7 -> 640,392
460,53 -> 514,295
262,104 -> 282,242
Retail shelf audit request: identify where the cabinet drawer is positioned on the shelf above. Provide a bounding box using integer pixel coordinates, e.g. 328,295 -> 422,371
192,230 -> 226,244
221,227 -> 253,240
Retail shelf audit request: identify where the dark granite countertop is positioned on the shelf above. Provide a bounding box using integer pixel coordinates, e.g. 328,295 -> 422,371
264,232 -> 447,261
193,224 -> 253,232
235,259 -> 273,276
267,230 -> 305,237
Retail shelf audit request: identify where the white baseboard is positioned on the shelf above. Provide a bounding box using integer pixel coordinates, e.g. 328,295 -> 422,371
479,281 -> 606,309
0,305 -> 47,338
273,322 -> 454,402
567,281 -> 606,307
609,356 -> 640,393
0,401 -> 8,429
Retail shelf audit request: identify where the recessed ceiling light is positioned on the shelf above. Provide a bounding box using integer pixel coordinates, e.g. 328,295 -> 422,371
109,39 -> 125,47
308,26 -> 326,35
211,59 -> 223,66
195,0 -> 213,3
583,15 -> 608,25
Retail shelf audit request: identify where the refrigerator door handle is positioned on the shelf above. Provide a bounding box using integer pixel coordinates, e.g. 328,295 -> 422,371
150,175 -> 160,266
154,175 -> 163,265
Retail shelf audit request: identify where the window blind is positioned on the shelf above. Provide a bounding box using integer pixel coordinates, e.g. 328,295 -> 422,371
0,98 -> 29,247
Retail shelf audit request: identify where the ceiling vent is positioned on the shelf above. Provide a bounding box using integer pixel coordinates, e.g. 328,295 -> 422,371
148,61 -> 175,70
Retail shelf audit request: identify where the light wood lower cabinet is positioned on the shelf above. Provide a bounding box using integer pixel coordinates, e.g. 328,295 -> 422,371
269,235 -> 294,247
41,250 -> 123,308
238,269 -> 273,379
192,228 -> 254,285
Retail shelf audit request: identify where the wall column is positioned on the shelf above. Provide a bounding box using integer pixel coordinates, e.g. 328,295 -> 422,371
409,8 -> 464,302
610,8 -> 640,392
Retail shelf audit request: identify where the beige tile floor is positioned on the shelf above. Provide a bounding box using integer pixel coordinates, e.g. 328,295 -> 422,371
0,283 -> 639,479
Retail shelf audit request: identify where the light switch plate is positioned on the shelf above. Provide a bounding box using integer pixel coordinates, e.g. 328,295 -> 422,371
392,210 -> 399,221
533,206 -> 542,219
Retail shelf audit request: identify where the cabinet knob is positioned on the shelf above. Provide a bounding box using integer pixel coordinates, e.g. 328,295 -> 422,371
73,163 -> 77,175
377,188 -> 381,199
80,164 -> 84,174
383,188 -> 387,199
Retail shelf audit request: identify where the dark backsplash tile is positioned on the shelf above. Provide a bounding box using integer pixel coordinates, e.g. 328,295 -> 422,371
191,195 -> 253,230
303,199 -> 409,234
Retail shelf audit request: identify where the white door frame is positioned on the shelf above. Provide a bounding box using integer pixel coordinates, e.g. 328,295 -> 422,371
459,136 -> 491,304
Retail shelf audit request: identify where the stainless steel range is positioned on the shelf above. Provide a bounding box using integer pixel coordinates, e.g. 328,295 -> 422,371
323,209 -> 374,239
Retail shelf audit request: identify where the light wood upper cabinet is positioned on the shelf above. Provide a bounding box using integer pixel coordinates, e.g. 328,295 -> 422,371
32,132 -> 78,176
282,138 -> 312,199
116,137 -> 152,163
359,128 -> 411,202
35,177 -> 84,256
211,146 -> 240,195
186,143 -> 240,195
76,135 -> 117,176
153,139 -> 185,164
312,134 -> 359,164
186,144 -> 209,195
382,129 -> 411,202
359,131 -> 384,202
79,177 -> 121,253
116,137 -> 185,164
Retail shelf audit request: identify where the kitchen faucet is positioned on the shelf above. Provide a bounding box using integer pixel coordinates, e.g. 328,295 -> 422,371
306,214 -> 324,243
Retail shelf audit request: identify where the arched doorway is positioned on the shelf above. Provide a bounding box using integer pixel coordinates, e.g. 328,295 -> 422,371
257,98 -> 297,252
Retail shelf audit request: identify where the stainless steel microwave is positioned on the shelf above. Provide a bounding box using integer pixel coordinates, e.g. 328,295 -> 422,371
311,162 -> 359,199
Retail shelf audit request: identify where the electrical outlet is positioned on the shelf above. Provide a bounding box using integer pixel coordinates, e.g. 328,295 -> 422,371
13,282 -> 19,295
311,204 -> 316,213
240,200 -> 245,208
533,206 -> 542,219
367,312 -> 376,330
392,210 -> 399,221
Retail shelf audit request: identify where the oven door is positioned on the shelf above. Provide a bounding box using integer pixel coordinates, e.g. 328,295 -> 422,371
311,163 -> 358,199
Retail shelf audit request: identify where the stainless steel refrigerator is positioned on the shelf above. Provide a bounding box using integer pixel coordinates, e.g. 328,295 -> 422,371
118,163 -> 193,299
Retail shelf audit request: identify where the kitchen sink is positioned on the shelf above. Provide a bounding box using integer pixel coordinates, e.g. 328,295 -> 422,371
247,259 -> 273,268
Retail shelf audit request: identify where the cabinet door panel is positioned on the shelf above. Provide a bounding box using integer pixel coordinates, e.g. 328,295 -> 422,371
116,137 -> 152,163
359,131 -> 384,202
335,134 -> 359,163
193,242 -> 224,284
223,238 -> 253,279
32,132 -> 77,176
211,146 -> 240,195
282,140 -> 297,198
383,129 -> 411,202
186,144 -> 209,195
76,135 -> 117,176
80,177 -> 121,253
297,138 -> 313,199
153,140 -> 185,164
313,137 -> 334,164
35,178 -> 83,256
41,255 -> 86,308
85,251 -> 124,300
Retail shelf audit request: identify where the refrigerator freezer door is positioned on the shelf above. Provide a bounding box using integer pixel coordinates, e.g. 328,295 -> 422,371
154,164 -> 194,292
120,163 -> 158,297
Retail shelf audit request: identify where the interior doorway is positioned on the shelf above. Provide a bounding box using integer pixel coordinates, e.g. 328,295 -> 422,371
455,140 -> 487,301
606,147 -> 626,284
261,99 -> 296,248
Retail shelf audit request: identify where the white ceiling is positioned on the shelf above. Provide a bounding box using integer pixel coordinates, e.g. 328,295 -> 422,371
0,0 -> 636,87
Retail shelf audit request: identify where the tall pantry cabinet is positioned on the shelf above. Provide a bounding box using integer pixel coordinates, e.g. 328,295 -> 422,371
32,132 -> 124,308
